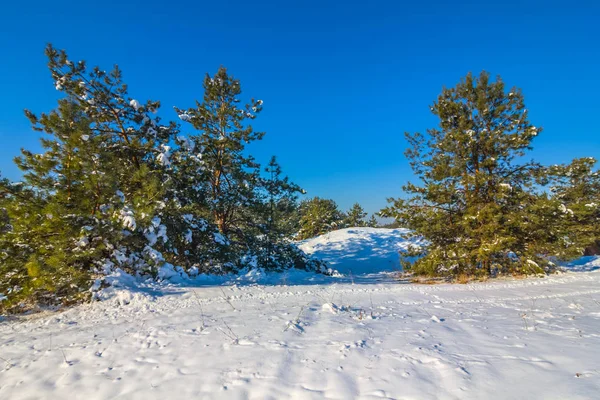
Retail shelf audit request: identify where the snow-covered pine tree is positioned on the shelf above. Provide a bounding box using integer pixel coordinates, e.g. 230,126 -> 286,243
345,203 -> 368,227
546,157 -> 600,257
297,197 -> 345,239
41,45 -> 225,276
174,67 -> 264,238
0,45 -> 221,312
174,68 -> 324,272
381,71 -> 565,277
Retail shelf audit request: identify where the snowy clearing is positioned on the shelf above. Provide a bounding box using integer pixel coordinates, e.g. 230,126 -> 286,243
298,227 -> 424,278
1,229 -> 600,399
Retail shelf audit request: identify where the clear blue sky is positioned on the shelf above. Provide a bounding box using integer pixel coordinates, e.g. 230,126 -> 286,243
1,0 -> 599,214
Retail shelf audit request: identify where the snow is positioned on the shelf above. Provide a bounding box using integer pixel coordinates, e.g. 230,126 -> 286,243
115,190 -> 125,202
298,227 -> 423,277
527,259 -> 540,268
156,145 -> 171,167
1,228 -> 599,399
129,99 -> 141,110
144,217 -> 168,246
90,279 -> 102,292
177,136 -> 195,151
178,111 -> 192,122
559,203 -> 574,216
561,256 -> 600,272
157,263 -> 183,281
76,236 -> 89,248
117,207 -> 136,231
213,232 -> 228,245
184,229 -> 193,244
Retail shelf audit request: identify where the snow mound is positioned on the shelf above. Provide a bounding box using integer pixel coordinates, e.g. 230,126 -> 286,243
299,227 -> 422,275
561,256 -> 600,272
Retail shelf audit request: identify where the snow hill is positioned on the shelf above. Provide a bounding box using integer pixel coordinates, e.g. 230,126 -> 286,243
299,227 -> 422,276
1,228 -> 599,399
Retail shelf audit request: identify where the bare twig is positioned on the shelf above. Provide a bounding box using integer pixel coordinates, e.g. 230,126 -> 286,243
0,355 -> 12,369
60,349 -> 71,366
521,313 -> 529,331
357,309 -> 365,320
530,299 -> 538,331
218,320 -> 239,343
419,307 -> 432,318
220,288 -> 237,311
588,295 -> 600,307
284,305 -> 306,332
192,290 -> 206,330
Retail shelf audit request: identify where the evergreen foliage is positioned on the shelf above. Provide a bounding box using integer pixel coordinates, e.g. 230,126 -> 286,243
1,49 -> 598,312
0,47 -> 324,313
380,220 -> 401,229
367,214 -> 379,228
297,197 -> 345,239
173,67 -> 264,237
345,203 -> 368,227
546,157 -> 600,256
381,71 -> 597,277
173,68 -> 323,272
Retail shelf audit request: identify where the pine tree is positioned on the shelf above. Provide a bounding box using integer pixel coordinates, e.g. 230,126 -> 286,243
262,157 -> 304,239
249,157 -> 305,270
39,45 -> 226,276
546,157 -> 600,257
381,71 -> 563,277
297,197 -> 345,239
0,174 -> 9,237
1,100 -> 110,308
367,214 -> 379,228
173,70 -> 325,272
174,67 -> 264,237
1,46 -> 327,311
0,45 -> 217,311
345,203 -> 368,227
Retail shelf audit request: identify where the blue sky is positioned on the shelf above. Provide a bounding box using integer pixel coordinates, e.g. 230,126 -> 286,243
1,0 -> 598,214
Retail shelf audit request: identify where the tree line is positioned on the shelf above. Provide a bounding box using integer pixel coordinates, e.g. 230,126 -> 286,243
0,47 -> 598,312
0,46 -> 377,312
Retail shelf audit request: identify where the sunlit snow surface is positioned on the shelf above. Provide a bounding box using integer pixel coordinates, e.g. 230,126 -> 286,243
1,228 -> 599,399
299,227 -> 424,279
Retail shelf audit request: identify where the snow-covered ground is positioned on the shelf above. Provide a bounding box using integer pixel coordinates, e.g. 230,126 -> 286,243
299,228 -> 421,277
1,228 -> 600,399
